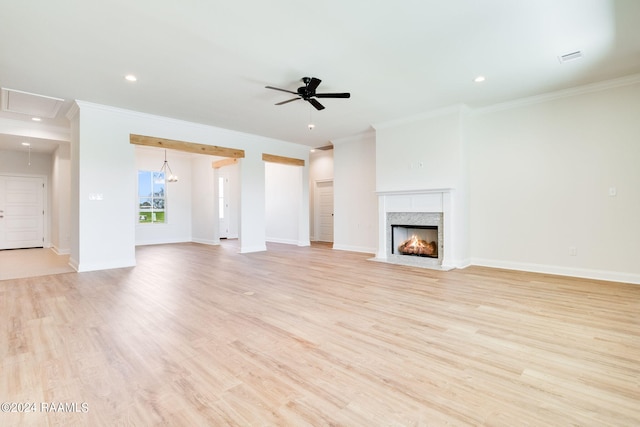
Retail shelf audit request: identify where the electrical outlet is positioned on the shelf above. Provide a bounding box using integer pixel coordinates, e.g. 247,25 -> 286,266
608,187 -> 617,197
569,246 -> 577,256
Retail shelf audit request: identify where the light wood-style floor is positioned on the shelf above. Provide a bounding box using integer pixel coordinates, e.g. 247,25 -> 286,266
0,248 -> 74,281
1,241 -> 638,426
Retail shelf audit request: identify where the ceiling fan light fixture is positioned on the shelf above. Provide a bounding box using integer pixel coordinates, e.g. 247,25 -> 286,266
266,76 -> 350,111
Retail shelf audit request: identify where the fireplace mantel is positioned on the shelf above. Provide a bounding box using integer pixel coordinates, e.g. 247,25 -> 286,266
375,188 -> 456,270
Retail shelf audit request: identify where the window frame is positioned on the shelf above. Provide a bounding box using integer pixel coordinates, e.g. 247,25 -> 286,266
137,170 -> 167,224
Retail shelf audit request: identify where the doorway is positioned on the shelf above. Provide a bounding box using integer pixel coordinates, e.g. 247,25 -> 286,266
315,180 -> 334,243
218,174 -> 230,238
0,175 -> 45,250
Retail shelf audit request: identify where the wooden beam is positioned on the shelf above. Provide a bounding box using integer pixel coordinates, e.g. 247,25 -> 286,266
262,153 -> 305,167
130,134 -> 245,158
212,158 -> 238,169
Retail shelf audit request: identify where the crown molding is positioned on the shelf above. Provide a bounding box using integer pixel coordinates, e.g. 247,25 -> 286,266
471,73 -> 640,116
372,104 -> 468,131
331,128 -> 376,146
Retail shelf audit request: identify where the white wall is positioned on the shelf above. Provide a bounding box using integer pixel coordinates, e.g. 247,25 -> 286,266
68,104 -> 137,271
217,162 -> 240,239
190,155 -> 218,245
467,81 -> 640,283
265,162 -> 302,245
375,106 -> 466,192
135,147 -> 193,245
51,144 -> 71,253
69,101 -> 310,271
333,131 -> 378,254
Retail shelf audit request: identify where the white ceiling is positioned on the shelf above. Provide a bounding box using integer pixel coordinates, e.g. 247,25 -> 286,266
1,0 -> 639,152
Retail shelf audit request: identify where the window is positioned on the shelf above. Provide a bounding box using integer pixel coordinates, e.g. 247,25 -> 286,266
138,171 -> 166,223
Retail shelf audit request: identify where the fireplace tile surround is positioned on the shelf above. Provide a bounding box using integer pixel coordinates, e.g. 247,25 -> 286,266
375,189 -> 456,270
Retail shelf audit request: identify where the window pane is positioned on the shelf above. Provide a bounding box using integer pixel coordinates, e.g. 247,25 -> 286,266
138,171 -> 152,197
153,172 -> 165,197
139,198 -> 152,222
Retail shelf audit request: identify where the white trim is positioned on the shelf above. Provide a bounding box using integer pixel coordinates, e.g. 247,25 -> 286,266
266,237 -> 298,245
74,257 -> 137,272
471,258 -> 640,285
372,104 -> 466,130
240,244 -> 267,253
135,237 -> 190,246
191,238 -> 220,246
376,188 -> 454,197
314,178 -> 333,243
51,245 -> 70,255
471,73 -> 640,116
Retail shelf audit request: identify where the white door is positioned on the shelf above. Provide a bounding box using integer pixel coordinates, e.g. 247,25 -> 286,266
316,180 -> 334,242
0,176 -> 45,250
218,175 -> 229,238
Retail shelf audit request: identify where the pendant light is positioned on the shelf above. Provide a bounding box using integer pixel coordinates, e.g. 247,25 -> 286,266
160,149 -> 178,182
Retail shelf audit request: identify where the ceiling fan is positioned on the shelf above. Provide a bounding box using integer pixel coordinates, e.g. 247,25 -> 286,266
265,77 -> 350,111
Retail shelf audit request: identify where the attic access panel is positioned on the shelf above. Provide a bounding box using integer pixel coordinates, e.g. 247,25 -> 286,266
1,87 -> 64,118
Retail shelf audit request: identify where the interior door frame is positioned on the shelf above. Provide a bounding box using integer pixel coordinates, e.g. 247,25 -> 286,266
314,179 -> 333,242
0,173 -> 49,249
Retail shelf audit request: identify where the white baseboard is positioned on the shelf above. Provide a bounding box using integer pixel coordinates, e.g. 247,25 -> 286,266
135,238 -> 190,246
470,258 -> 640,285
240,244 -> 267,253
51,245 -> 70,255
74,257 -> 137,273
266,237 -> 299,245
191,238 -> 220,246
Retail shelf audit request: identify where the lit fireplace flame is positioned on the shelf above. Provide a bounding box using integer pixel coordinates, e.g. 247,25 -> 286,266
398,235 -> 437,257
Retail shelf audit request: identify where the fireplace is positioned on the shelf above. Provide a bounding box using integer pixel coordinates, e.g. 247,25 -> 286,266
385,211 -> 444,268
375,189 -> 456,270
392,225 -> 438,257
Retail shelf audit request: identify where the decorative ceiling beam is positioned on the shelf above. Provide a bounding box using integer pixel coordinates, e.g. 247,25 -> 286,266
130,134 -> 245,158
262,153 -> 304,166
212,158 -> 238,169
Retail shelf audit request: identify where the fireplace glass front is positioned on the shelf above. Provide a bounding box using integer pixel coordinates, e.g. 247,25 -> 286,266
391,225 -> 438,258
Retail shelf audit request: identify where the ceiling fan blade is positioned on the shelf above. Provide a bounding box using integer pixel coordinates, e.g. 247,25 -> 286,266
275,97 -> 300,105
307,98 -> 325,111
315,92 -> 351,99
307,77 -> 321,92
265,85 -> 298,95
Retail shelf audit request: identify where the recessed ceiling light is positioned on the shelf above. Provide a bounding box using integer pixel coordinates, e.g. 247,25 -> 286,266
125,74 -> 137,82
474,76 -> 486,83
31,117 -> 41,121
21,142 -> 31,146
